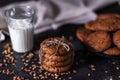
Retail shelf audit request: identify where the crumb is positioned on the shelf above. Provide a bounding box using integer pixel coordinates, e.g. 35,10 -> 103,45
91,67 -> 96,71
1,69 -> 14,75
58,77 -> 62,80
0,63 -> 3,67
68,77 -> 72,80
73,70 -> 77,73
109,76 -> 113,80
27,53 -> 34,58
116,67 -> 119,70
104,70 -> 108,73
54,73 -> 59,79
88,73 -> 91,77
89,64 -> 96,71
112,62 -> 116,65
13,75 -> 25,80
20,53 -> 27,58
90,65 -> 95,68
118,76 -> 120,78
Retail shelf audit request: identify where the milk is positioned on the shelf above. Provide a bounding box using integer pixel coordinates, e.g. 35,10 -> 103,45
5,6 -> 35,53
8,19 -> 34,53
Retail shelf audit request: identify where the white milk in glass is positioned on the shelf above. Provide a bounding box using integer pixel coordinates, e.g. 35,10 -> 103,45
8,19 -> 34,53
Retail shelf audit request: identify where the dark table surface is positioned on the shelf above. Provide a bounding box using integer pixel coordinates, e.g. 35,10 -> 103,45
0,2 -> 120,80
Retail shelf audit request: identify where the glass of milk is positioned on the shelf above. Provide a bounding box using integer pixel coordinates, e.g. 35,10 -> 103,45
5,6 -> 35,53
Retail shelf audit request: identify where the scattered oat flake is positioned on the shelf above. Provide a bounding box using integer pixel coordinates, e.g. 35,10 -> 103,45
89,64 -> 96,71
68,77 -> 72,80
90,65 -> 95,68
116,67 -> 119,70
112,62 -> 116,64
104,70 -> 108,73
58,77 -> 62,80
73,70 -> 77,73
0,63 -> 2,67
88,73 -> 91,77
118,76 -> 120,78
109,76 -> 113,80
91,67 -> 96,71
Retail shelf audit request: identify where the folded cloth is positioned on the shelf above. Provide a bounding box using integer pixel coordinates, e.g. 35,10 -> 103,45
0,0 -> 117,36
0,31 -> 5,42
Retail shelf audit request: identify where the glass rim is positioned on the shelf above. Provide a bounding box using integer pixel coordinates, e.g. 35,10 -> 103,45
4,5 -> 35,18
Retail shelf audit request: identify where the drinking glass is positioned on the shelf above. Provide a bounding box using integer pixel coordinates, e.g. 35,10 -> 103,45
5,6 -> 35,53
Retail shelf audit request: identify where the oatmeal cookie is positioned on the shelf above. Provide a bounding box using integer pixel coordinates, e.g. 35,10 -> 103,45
103,47 -> 120,55
41,51 -> 73,62
113,30 -> 120,49
85,18 -> 120,32
42,57 -> 72,67
42,63 -> 71,73
86,31 -> 111,52
76,28 -> 92,42
40,37 -> 73,56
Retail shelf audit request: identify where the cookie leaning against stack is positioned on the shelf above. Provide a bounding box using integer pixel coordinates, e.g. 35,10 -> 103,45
76,13 -> 120,56
39,37 -> 74,73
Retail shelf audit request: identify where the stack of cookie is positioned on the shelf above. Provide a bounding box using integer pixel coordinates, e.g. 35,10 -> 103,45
76,13 -> 120,56
39,37 -> 74,73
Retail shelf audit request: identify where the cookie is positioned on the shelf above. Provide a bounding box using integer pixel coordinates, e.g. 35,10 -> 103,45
76,28 -> 92,42
40,37 -> 73,56
41,51 -> 73,62
113,30 -> 120,49
86,31 -> 111,52
85,18 -> 120,32
97,13 -> 120,19
42,64 -> 71,73
42,57 -> 72,67
41,45 -> 73,56
103,47 -> 120,56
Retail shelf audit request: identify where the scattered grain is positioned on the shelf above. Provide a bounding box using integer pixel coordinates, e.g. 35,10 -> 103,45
116,67 -> 119,70
109,76 -> 113,80
73,70 -> 77,73
68,77 -> 72,80
0,63 -> 3,67
112,62 -> 116,65
91,67 -> 96,71
88,73 -> 91,77
104,70 -> 108,73
118,76 -> 120,78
